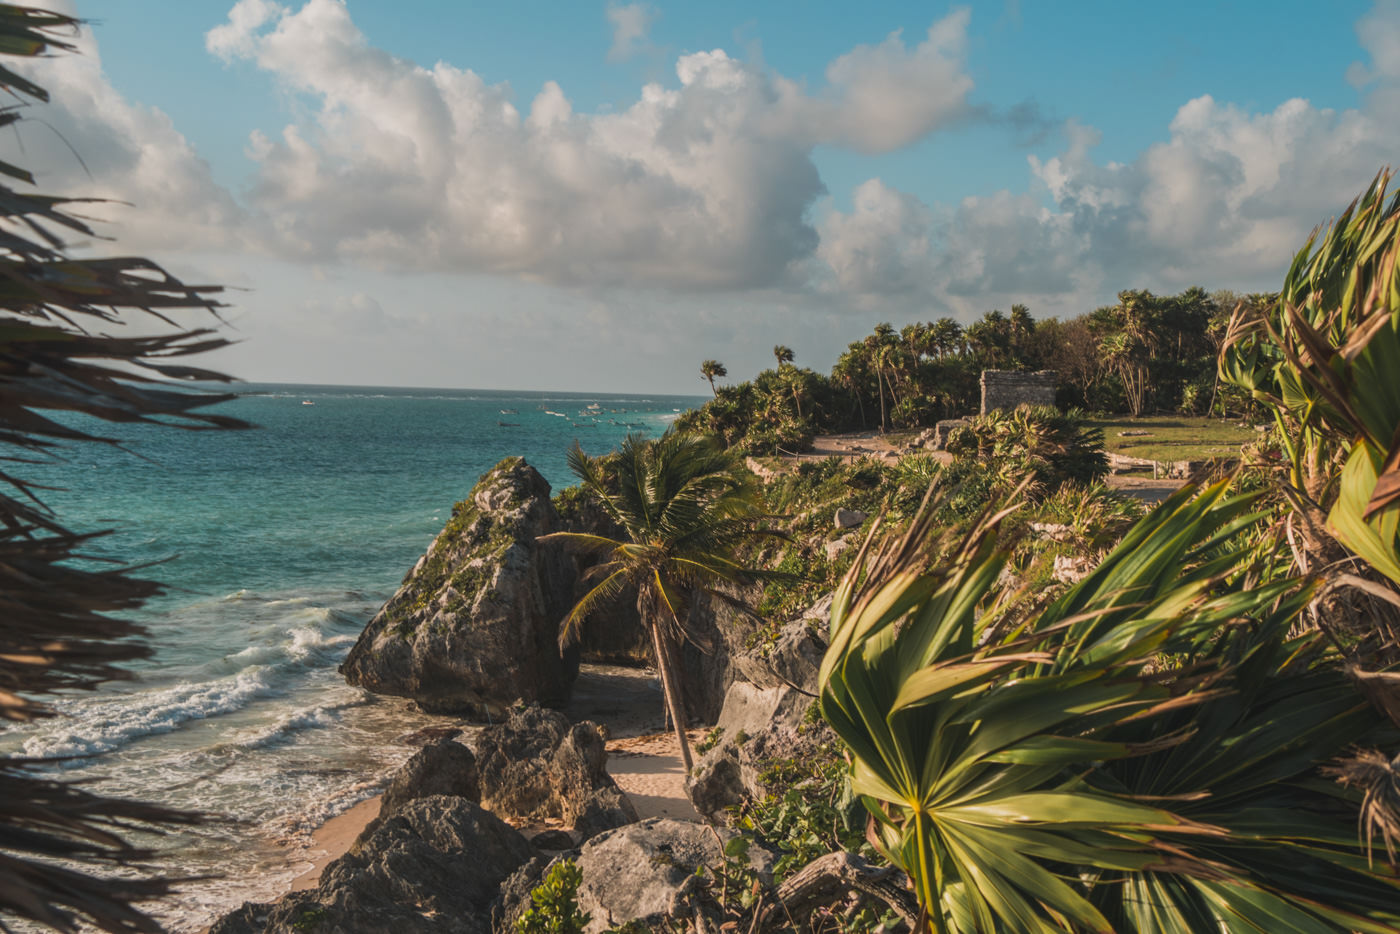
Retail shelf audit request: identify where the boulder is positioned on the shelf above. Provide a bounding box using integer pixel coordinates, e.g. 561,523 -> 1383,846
573,819 -> 773,933
475,705 -> 638,840
378,736 -> 478,818
833,507 -> 868,529
340,458 -> 577,717
687,615 -> 834,821
659,584 -> 764,726
208,796 -> 532,934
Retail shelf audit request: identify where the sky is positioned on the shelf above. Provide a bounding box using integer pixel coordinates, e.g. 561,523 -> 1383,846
6,0 -> 1399,393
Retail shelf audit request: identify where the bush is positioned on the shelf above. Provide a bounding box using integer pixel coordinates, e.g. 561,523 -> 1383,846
517,859 -> 590,934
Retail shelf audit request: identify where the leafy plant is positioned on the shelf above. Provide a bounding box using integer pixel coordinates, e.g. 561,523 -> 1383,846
517,859 -> 591,934
819,482 -> 1400,932
1222,169 -> 1400,592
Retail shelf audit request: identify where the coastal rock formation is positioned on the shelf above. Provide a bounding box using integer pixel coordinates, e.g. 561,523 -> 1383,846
209,797 -> 532,934
339,458 -> 576,716
378,735 -> 478,817
475,705 -> 638,840
687,615 -> 834,821
572,819 -> 774,934
676,584 -> 764,724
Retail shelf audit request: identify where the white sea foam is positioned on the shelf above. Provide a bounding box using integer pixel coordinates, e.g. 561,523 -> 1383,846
22,668 -> 278,761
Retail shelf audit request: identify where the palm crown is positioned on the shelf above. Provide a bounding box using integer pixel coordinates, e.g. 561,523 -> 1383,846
542,429 -> 782,768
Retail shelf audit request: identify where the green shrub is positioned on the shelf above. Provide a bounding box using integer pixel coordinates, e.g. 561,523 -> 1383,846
516,859 -> 590,934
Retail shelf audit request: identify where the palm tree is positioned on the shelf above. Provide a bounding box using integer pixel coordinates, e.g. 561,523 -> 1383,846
541,430 -> 783,770
772,344 -> 794,368
699,359 -> 727,396
0,7 -> 245,931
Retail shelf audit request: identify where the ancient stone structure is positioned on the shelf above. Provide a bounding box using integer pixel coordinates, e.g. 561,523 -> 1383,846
980,369 -> 1057,414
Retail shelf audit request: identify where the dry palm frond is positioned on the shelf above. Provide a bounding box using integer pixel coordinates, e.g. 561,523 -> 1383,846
0,5 -> 246,931
1326,747 -> 1400,869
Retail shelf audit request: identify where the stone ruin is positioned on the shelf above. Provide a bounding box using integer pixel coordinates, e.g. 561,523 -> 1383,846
980,369 -> 1057,415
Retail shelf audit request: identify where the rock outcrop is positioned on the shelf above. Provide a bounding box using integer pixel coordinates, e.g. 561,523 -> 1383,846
340,458 -> 577,716
572,819 -> 774,934
686,614 -> 835,821
475,705 -> 638,840
378,735 -> 478,817
209,797 -> 532,934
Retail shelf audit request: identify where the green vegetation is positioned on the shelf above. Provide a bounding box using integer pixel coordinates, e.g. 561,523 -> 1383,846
0,7 -> 245,932
820,482 -> 1400,932
680,289 -> 1262,455
1091,415 -> 1259,463
517,859 -> 591,934
541,429 -> 787,770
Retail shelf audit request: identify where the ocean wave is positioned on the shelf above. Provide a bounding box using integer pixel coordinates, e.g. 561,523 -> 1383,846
22,668 -> 278,761
232,699 -> 362,751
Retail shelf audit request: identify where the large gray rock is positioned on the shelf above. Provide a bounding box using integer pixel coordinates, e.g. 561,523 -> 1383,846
340,458 -> 577,717
687,615 -> 835,821
475,705 -> 638,839
379,736 -> 478,817
677,584 -> 764,724
208,796 -> 532,934
573,819 -> 772,934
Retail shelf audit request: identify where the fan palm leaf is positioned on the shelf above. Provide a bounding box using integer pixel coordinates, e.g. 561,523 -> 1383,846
820,482 -> 1400,932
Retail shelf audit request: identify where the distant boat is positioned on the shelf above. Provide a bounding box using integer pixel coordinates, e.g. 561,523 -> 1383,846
301,400 -> 315,406
544,410 -> 566,417
498,420 -> 520,427
499,408 -> 518,414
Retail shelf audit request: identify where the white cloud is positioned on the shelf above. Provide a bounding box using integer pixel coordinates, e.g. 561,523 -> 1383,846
606,2 -> 655,63
0,15 -> 244,254
816,0 -> 1400,321
201,0 -> 973,289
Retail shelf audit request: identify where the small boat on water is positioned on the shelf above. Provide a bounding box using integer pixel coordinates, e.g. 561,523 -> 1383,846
498,420 -> 520,427
301,400 -> 315,406
500,408 -> 518,414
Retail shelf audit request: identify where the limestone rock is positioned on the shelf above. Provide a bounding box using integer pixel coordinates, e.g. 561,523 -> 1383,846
475,705 -> 638,839
833,507 -> 868,529
574,819 -> 773,933
208,797 -> 531,934
339,458 -> 576,717
379,736 -> 479,818
676,584 -> 764,724
688,614 -> 833,821
825,535 -> 852,562
531,829 -> 576,851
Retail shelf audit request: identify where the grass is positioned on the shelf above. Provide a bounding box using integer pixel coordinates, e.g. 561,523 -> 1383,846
1088,416 -> 1260,463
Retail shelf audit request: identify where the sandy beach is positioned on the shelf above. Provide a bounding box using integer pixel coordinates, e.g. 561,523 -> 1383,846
269,664 -> 697,899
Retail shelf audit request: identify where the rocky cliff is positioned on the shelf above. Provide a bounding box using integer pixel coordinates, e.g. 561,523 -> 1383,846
340,458 -> 576,716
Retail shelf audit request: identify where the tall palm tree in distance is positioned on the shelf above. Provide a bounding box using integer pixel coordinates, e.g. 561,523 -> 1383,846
699,359 -> 727,396
541,430 -> 783,770
772,344 -> 794,368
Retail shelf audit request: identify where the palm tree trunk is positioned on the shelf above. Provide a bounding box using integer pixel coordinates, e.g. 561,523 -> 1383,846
650,619 -> 694,771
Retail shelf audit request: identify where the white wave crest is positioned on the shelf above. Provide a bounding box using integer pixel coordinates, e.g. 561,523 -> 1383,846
22,668 -> 277,761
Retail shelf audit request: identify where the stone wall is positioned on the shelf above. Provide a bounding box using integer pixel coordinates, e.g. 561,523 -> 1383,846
980,369 -> 1057,414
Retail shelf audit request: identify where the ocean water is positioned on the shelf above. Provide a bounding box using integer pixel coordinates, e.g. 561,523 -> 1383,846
0,383 -> 704,930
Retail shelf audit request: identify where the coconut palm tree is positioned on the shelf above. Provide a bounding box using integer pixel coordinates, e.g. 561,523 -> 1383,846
699,359 -> 727,396
772,344 -> 794,368
0,6 -> 244,931
541,430 -> 784,770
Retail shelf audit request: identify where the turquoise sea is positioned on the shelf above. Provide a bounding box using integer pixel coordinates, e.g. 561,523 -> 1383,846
1,383 -> 705,931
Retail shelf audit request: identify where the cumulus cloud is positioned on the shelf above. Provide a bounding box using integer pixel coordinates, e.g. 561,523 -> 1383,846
817,0 -> 1400,319
201,0 -> 973,288
0,15 -> 244,253
606,2 -> 655,62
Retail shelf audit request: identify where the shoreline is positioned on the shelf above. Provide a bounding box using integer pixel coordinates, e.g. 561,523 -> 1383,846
216,664 -> 700,923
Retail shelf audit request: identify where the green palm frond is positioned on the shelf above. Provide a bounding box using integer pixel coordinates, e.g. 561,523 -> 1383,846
820,483 -> 1400,933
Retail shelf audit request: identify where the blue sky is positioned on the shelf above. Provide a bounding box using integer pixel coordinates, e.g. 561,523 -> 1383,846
10,0 -> 1398,392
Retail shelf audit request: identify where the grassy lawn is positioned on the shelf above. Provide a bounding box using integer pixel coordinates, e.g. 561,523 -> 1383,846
1088,416 -> 1260,463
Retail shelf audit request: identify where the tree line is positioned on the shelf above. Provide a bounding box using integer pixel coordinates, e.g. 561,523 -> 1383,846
680,288 -> 1275,454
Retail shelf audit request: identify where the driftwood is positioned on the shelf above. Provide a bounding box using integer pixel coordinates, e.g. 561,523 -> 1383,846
757,851 -> 919,931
